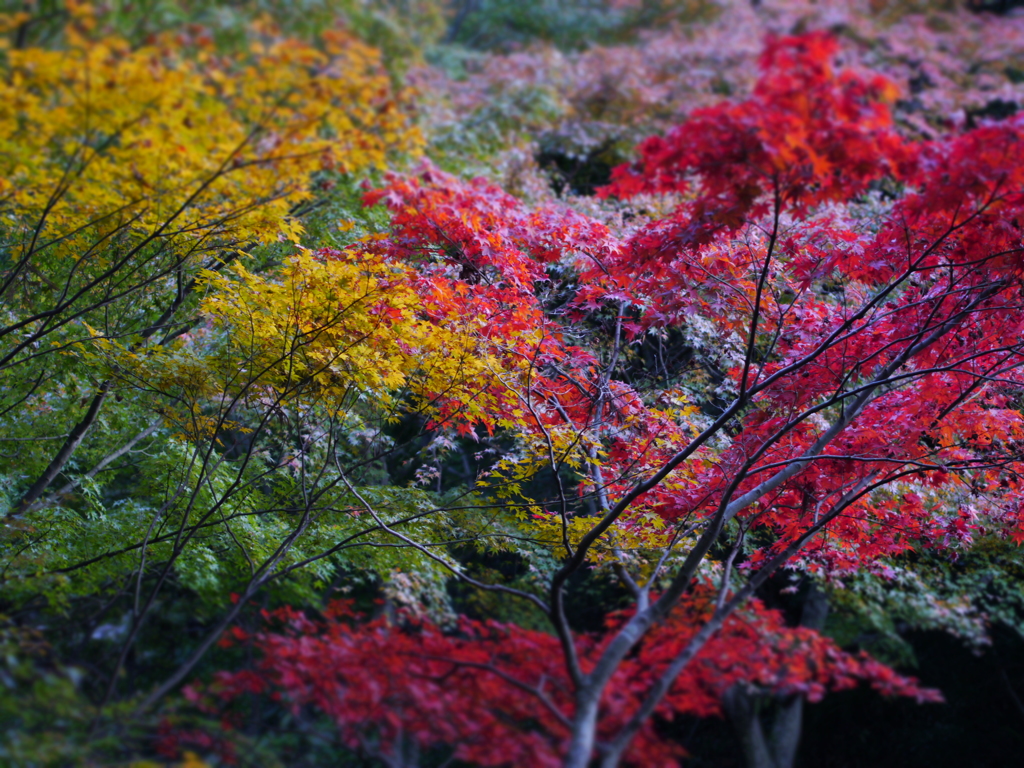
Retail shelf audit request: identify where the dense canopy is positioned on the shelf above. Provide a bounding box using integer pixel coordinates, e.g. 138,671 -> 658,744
3,3 -> 1024,768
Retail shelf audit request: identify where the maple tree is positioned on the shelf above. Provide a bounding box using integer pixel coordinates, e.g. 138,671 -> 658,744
416,0 -> 1024,201
0,5 -> 426,761
156,29 -> 1024,768
0,2 -> 417,510
4,3 -> 1024,767
190,590 -> 933,768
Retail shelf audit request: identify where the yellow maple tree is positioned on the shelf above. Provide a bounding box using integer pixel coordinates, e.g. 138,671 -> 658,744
0,3 -> 420,511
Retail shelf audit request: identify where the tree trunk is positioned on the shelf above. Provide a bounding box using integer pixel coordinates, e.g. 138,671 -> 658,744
724,583 -> 829,768
722,686 -> 779,768
565,688 -> 601,768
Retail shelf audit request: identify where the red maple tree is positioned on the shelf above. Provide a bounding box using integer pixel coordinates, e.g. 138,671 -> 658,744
193,591 -> 934,768
182,32 -> 1024,767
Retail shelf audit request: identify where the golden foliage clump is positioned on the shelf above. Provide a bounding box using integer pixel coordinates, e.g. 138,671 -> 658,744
194,247 -> 541,425
0,2 -> 420,255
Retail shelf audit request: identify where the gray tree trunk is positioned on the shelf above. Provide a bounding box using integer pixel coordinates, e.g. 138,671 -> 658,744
723,583 -> 828,768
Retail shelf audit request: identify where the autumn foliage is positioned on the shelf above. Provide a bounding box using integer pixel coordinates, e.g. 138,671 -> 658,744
179,30 -> 1024,767
4,3 -> 1024,768
196,592 -> 936,768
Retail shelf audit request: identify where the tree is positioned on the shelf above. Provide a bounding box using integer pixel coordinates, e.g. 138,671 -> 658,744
0,7 -> 426,759
184,30 -> 1024,767
5,5 -> 1024,765
0,4 -> 416,514
194,588 -> 933,768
